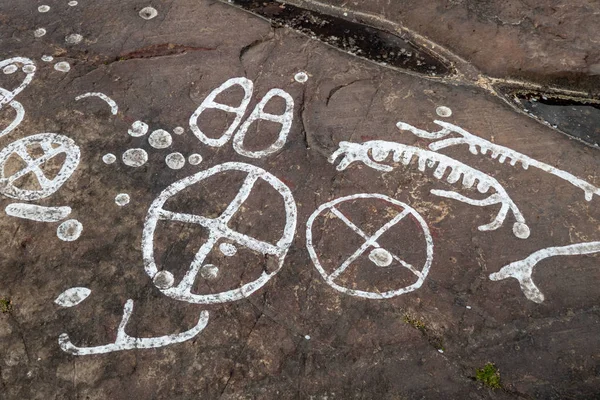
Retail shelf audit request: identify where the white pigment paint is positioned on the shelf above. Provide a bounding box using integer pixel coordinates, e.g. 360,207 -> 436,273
153,271 -> 175,289
139,6 -> 158,20
68,1 -> 78,6
34,28 -> 46,38
22,65 -> 36,74
115,193 -> 130,206
368,248 -> 393,267
233,88 -> 294,158
59,300 -> 209,355
102,153 -> 116,164
0,101 -> 25,138
489,241 -> 600,303
189,77 -> 254,147
122,148 -> 148,167
188,153 -> 202,166
219,242 -> 237,257
54,287 -> 91,307
5,203 -> 71,222
38,5 -> 50,12
435,106 -> 452,118
3,65 -> 17,74
142,162 -> 297,304
0,133 -> 81,201
65,34 -> 83,44
306,194 -> 434,299
75,92 -> 118,115
54,62 -> 71,73
173,126 -> 184,135
41,55 -> 54,62
329,140 -> 529,238
57,219 -> 83,241
0,57 -> 36,108
149,129 -> 172,149
165,152 -> 185,169
399,120 -> 600,201
200,264 -> 219,280
128,120 -> 148,137
294,72 -> 308,83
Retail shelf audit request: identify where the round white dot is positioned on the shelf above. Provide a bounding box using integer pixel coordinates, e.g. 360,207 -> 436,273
368,248 -> 393,267
68,1 -> 78,6
2,65 -> 17,74
153,271 -> 174,289
149,129 -> 172,149
65,33 -> 83,44
294,72 -> 308,83
115,193 -> 130,206
304,335 -> 311,340
165,152 -> 185,169
122,148 -> 148,167
436,106 -> 452,118
128,120 -> 148,137
200,264 -> 219,280
139,6 -> 158,20
38,5 -> 50,13
57,219 -> 83,241
173,126 -> 184,135
188,153 -> 202,166
102,153 -> 116,164
41,55 -> 54,62
513,222 -> 530,239
219,242 -> 237,257
34,28 -> 47,38
54,61 -> 71,73
22,65 -> 36,74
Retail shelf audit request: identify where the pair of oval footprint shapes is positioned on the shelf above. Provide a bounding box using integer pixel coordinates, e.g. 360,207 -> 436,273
189,77 -> 294,159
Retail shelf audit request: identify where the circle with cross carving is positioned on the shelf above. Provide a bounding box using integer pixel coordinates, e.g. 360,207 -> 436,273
0,133 -> 81,201
142,162 -> 297,304
306,193 -> 433,299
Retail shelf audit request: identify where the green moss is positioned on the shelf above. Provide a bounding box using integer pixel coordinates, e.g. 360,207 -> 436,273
402,313 -> 426,331
476,363 -> 501,389
0,297 -> 12,313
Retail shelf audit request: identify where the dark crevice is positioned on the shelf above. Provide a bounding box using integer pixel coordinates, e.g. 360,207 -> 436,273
116,43 -> 216,62
222,0 -> 452,77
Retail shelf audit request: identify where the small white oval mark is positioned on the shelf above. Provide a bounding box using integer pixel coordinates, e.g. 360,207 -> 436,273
436,106 -> 452,118
188,153 -> 202,166
34,28 -> 47,38
115,193 -> 130,206
38,5 -> 50,13
153,271 -> 174,289
368,248 -> 393,267
200,264 -> 219,280
128,120 -> 148,137
54,287 -> 91,307
219,242 -> 237,257
102,153 -> 116,164
173,126 -> 184,135
54,61 -> 71,73
122,148 -> 148,167
149,129 -> 172,149
41,55 -> 54,62
294,72 -> 308,83
165,152 -> 185,169
68,1 -> 78,6
139,6 -> 158,20
2,65 -> 17,74
65,33 -> 83,44
513,222 -> 530,239
304,335 -> 311,340
22,65 -> 36,74
57,219 -> 83,241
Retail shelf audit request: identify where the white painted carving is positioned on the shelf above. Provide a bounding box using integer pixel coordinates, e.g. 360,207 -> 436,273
102,153 -> 116,164
5,203 -> 71,222
0,57 -> 35,138
398,120 -> 600,201
0,133 -> 81,201
294,72 -> 308,83
165,152 -> 185,169
139,6 -> 158,20
142,162 -> 297,304
188,153 -> 203,165
59,300 -> 209,355
34,28 -> 46,38
38,5 -> 50,12
306,193 -> 434,299
330,141 -> 530,238
41,55 -> 53,62
489,242 -> 600,303
122,148 -> 148,167
54,287 -> 91,307
219,242 -> 237,257
0,101 -> 24,138
57,219 -> 83,241
189,77 -> 254,147
75,92 -> 118,115
435,106 -> 452,118
115,193 -> 130,206
233,88 -> 294,158
173,126 -> 184,135
65,34 -> 83,45
128,121 -> 148,137
149,129 -> 172,149
54,62 -> 71,73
